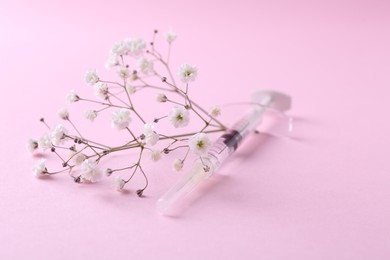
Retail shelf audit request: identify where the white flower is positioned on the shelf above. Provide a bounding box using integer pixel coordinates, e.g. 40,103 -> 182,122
66,90 -> 79,103
129,71 -> 138,81
142,123 -> 159,146
117,66 -> 131,79
125,83 -> 136,95
112,38 -> 146,57
125,38 -> 146,56
111,108 -> 131,130
105,53 -> 119,68
80,159 -> 102,183
137,57 -> 153,74
32,159 -> 47,177
50,124 -> 68,146
38,133 -> 52,151
172,159 -> 184,171
156,93 -> 167,103
111,40 -> 129,56
57,107 -> 69,120
178,63 -> 198,83
168,106 -> 190,128
94,82 -> 109,99
104,168 -> 113,177
165,30 -> 177,43
150,150 -> 161,162
85,69 -> 99,85
69,151 -> 86,165
209,105 -> 221,117
189,133 -> 211,156
85,110 -> 98,121
113,176 -> 125,191
27,138 -> 38,153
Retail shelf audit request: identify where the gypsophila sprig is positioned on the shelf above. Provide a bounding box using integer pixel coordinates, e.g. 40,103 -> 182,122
84,110 -> 98,121
111,108 -> 131,130
105,53 -> 119,68
32,159 -> 47,177
165,30 -> 177,43
189,132 -> 212,156
85,69 -> 99,85
178,63 -> 198,83
168,106 -> 190,128
57,108 -> 69,120
27,138 -> 38,153
67,90 -> 79,103
80,159 -> 103,183
142,123 -> 159,146
113,176 -> 126,192
172,158 -> 184,171
150,150 -> 161,162
38,133 -> 52,151
29,29 -> 227,198
50,124 -> 68,146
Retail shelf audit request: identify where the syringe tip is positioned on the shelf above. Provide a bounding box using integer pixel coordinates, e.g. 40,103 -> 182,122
156,198 -> 170,214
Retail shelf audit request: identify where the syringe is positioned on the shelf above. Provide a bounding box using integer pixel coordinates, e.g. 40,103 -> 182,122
156,91 -> 292,214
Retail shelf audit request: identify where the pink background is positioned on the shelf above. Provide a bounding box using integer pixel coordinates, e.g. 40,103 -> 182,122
1,0 -> 389,259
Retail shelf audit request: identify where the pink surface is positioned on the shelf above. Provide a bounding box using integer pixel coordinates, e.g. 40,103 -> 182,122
1,0 -> 390,259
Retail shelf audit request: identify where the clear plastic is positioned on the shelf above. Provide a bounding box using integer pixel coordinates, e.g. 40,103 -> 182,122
258,108 -> 294,137
156,91 -> 293,214
156,160 -> 214,214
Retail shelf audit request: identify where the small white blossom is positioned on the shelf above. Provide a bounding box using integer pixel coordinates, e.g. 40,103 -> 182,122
111,108 -> 131,130
27,138 -> 38,153
104,168 -> 113,177
125,83 -> 136,95
105,53 -> 119,68
85,69 -> 99,85
129,71 -> 138,81
38,133 -> 52,151
80,159 -> 102,183
165,30 -> 177,43
168,106 -> 190,128
178,63 -> 198,83
113,176 -> 125,191
156,93 -> 167,103
125,38 -> 146,56
94,82 -> 109,99
189,133 -> 211,156
150,150 -> 161,162
137,57 -> 153,74
84,110 -> 98,121
50,124 -> 68,146
69,151 -> 86,165
209,105 -> 221,117
172,159 -> 184,171
142,123 -> 159,146
57,107 -> 69,120
117,66 -> 131,79
111,40 -> 128,56
66,90 -> 79,103
32,159 -> 47,177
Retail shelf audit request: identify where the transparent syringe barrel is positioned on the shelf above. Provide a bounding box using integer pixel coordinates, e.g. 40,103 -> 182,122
156,160 -> 214,214
207,107 -> 265,170
156,108 -> 264,214
156,91 -> 293,214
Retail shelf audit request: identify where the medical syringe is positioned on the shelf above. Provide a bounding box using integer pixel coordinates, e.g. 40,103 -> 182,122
156,91 -> 292,214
